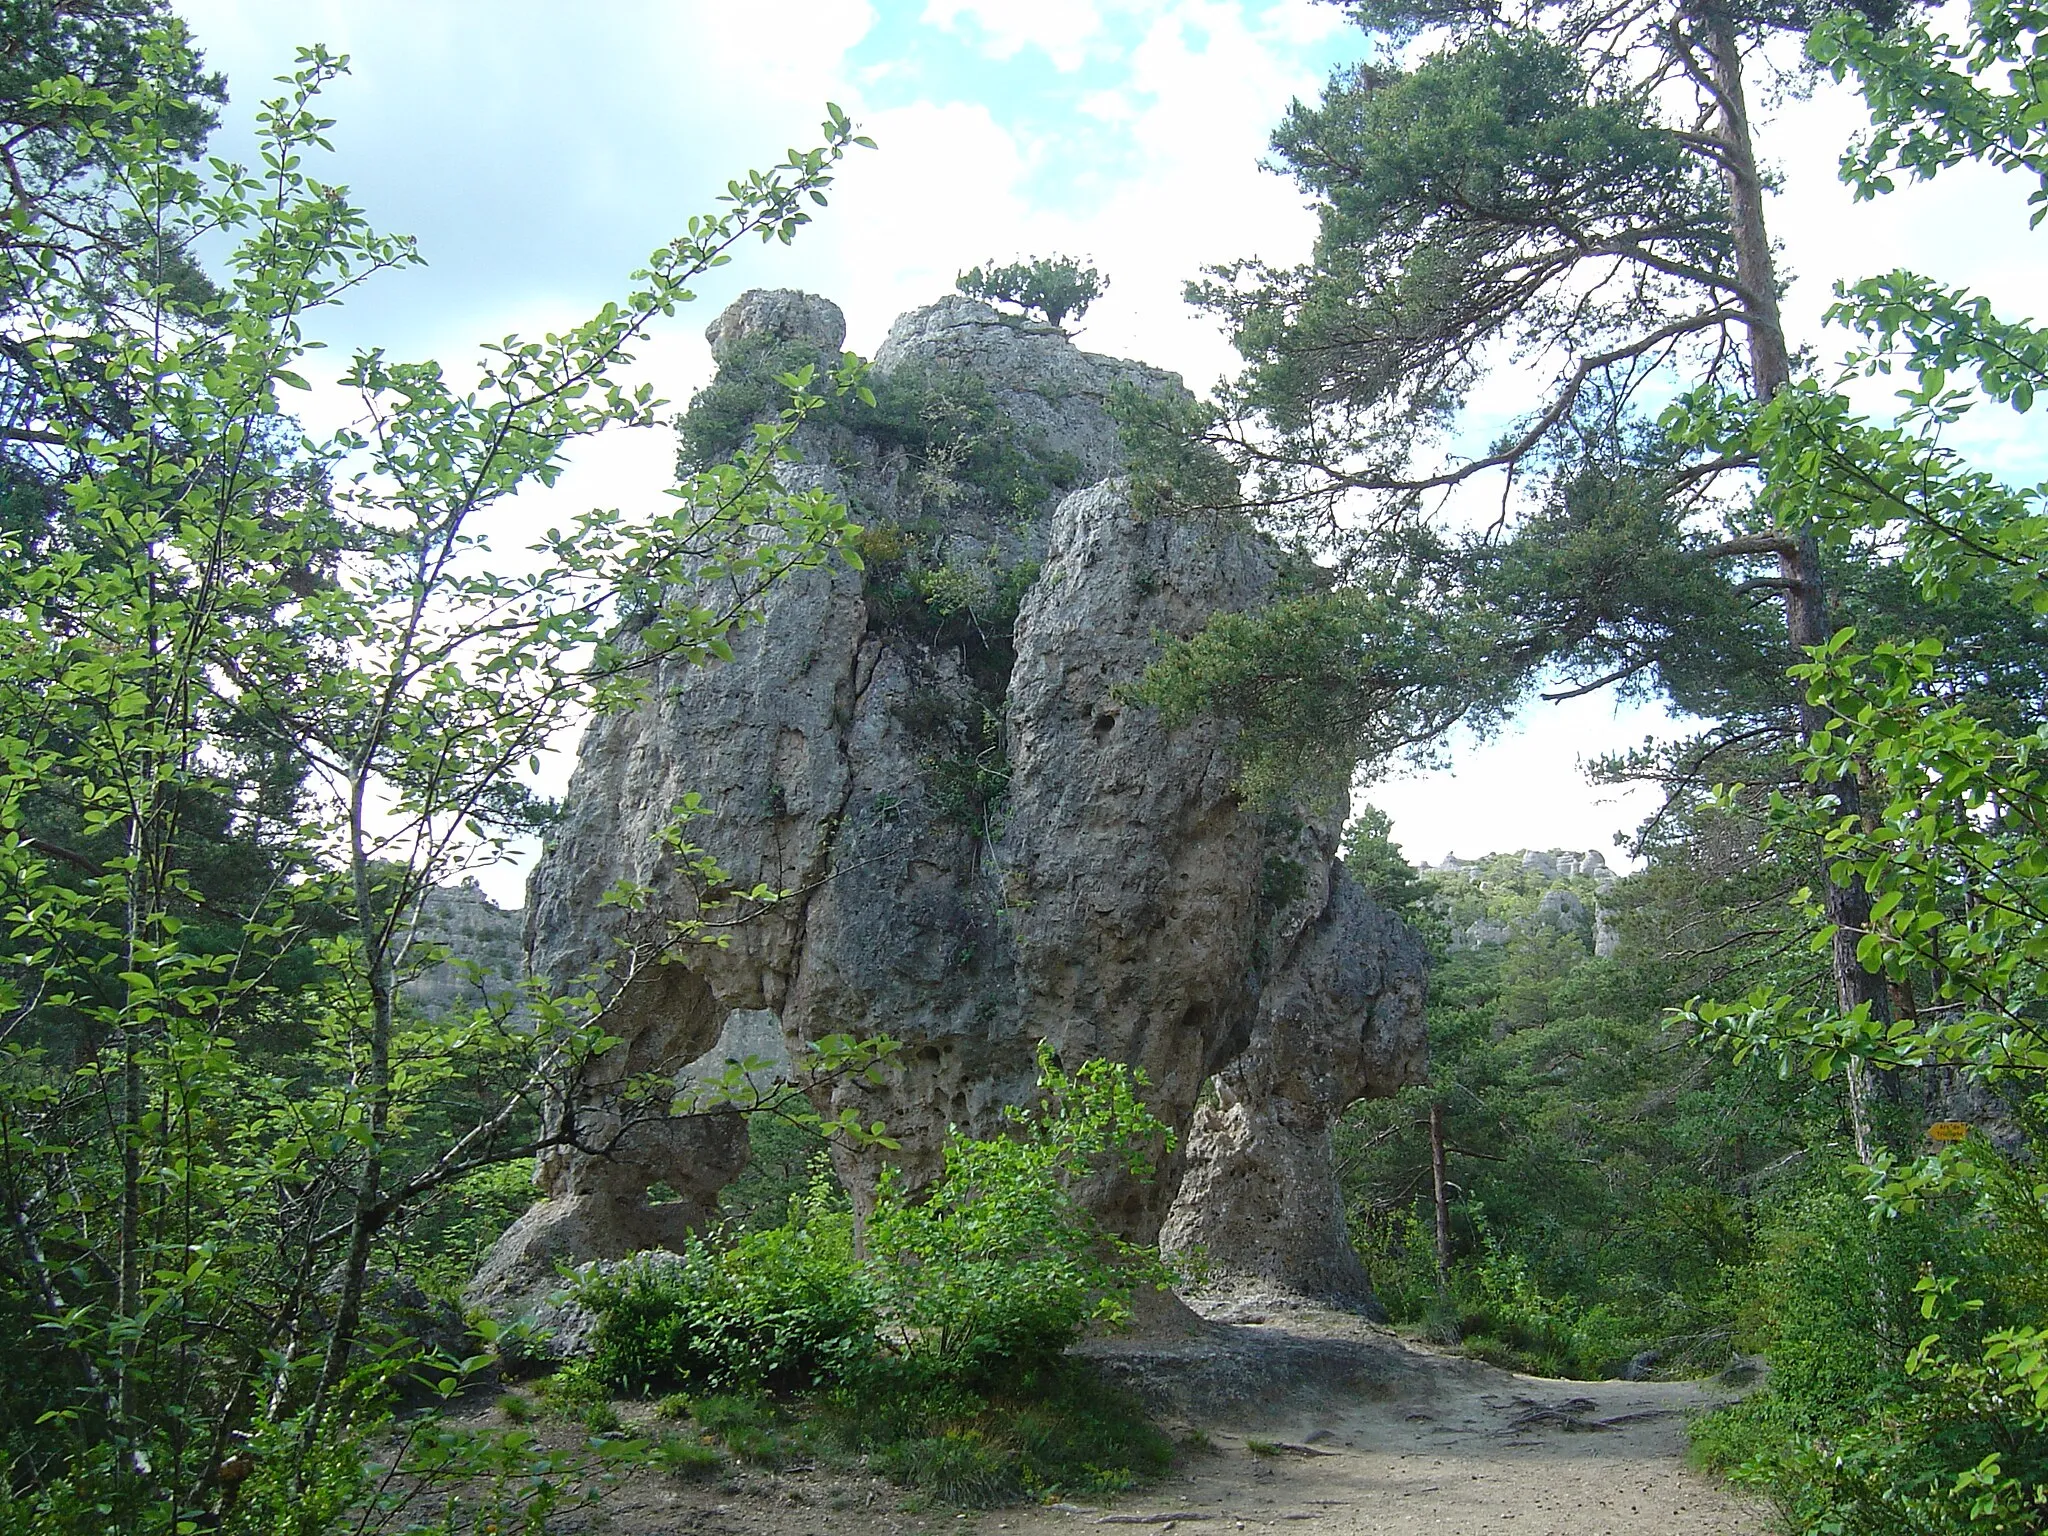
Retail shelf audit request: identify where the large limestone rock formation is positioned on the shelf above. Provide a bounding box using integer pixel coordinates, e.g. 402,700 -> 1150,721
471,290 -> 1426,1316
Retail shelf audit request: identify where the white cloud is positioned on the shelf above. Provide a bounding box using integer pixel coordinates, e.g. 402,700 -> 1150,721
1364,695 -> 1675,869
922,0 -> 1110,71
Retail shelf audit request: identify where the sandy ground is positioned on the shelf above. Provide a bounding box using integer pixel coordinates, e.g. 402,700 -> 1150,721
490,1313 -> 1772,1536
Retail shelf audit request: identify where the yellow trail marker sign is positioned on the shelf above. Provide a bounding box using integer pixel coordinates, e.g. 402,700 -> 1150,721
1928,1121 -> 1971,1143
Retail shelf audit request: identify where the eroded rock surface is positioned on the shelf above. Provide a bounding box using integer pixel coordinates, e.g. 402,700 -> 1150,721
471,289 -> 1427,1318
1162,879 -> 1428,1312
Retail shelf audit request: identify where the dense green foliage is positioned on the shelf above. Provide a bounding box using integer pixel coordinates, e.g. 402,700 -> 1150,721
681,342 -> 1086,520
1339,846 -> 1825,1378
955,255 -> 1106,331
583,1214 -> 875,1397
12,3 -> 2048,1533
571,1053 -> 1177,1506
1313,3 -> 2048,1527
1132,574 -> 1512,803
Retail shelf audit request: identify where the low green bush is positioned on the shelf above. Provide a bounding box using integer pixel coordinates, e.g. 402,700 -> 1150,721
574,1050 -> 1178,1505
875,1428 -> 1018,1508
651,1433 -> 725,1479
860,1054 -> 1172,1387
1691,1152 -> 2048,1533
692,1392 -> 799,1468
531,1361 -> 612,1416
823,1359 -> 1171,1507
581,1204 -> 873,1396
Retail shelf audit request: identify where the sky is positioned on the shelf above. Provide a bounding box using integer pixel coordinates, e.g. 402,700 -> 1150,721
171,0 -> 2046,903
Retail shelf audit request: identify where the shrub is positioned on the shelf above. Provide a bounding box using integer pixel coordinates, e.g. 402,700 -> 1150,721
652,1433 -> 725,1479
862,1050 -> 1173,1386
575,1050 -> 1179,1505
532,1362 -> 611,1418
1692,1151 -> 2048,1532
821,1358 -> 1170,1505
1454,1239 -> 1583,1377
491,1319 -> 558,1382
1352,1204 -> 1442,1325
678,333 -> 842,469
582,1202 -> 873,1395
875,1429 -> 1018,1507
692,1393 -> 798,1468
585,1048 -> 1170,1401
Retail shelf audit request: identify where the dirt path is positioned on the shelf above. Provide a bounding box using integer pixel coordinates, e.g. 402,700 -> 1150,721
525,1314 -> 1771,1536
1031,1373 -> 1765,1536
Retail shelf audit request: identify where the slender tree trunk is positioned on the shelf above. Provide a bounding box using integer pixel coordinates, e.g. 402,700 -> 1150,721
117,815 -> 144,1431
1699,4 -> 1894,1134
1703,4 -> 1791,405
1429,1102 -> 1451,1291
303,842 -> 394,1454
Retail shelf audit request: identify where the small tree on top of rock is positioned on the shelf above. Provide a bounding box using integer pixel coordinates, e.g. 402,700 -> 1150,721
956,254 -> 1106,331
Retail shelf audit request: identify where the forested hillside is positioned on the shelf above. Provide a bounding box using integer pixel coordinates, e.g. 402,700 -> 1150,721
2,2 -> 2046,1534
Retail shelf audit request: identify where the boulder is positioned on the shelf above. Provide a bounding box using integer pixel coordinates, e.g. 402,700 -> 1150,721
705,287 -> 847,362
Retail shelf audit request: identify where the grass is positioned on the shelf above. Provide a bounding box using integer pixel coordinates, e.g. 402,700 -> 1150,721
692,1392 -> 797,1469
823,1362 -> 1172,1507
494,1351 -> 1176,1507
529,1362 -> 609,1418
651,1434 -> 725,1480
600,1364 -> 1173,1508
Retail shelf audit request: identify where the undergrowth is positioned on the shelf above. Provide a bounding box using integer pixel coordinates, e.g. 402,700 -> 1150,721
557,1050 -> 1178,1507
1686,1163 -> 2048,1533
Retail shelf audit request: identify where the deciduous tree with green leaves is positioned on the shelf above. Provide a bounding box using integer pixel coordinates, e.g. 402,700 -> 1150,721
0,21 -> 893,1532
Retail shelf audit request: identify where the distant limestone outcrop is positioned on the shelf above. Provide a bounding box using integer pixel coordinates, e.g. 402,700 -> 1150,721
469,290 -> 1428,1320
404,880 -> 524,1019
1424,848 -> 1622,957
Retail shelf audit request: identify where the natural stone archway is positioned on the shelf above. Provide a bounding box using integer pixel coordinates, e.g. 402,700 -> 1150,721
469,288 -> 1428,1321
1161,878 -> 1429,1313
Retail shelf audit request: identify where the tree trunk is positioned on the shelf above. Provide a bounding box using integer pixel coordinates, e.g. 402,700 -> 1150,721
303,841 -> 395,1455
117,815 -> 144,1431
1429,1102 -> 1451,1291
1698,3 -> 1895,1094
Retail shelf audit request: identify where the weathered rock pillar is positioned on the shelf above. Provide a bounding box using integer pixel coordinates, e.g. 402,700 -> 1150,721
1162,879 -> 1427,1313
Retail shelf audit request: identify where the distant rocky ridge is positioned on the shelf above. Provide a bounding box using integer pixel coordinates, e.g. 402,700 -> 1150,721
1422,849 -> 1622,957
402,881 -> 525,1018
468,288 -> 1430,1322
